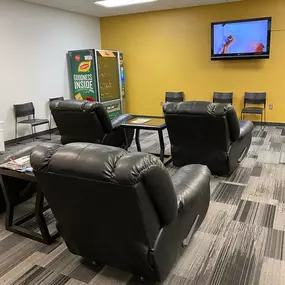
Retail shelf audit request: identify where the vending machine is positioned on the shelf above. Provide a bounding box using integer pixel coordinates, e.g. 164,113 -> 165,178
67,49 -> 126,119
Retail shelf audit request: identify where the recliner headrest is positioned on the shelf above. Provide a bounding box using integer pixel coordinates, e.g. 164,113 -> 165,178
163,101 -> 234,117
163,101 -> 240,142
50,100 -> 102,113
49,100 -> 113,134
31,142 -> 165,186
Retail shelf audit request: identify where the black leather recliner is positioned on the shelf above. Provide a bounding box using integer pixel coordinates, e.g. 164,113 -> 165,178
50,100 -> 134,148
31,142 -> 211,282
163,101 -> 254,175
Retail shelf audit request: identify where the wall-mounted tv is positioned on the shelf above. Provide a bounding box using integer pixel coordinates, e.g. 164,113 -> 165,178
211,17 -> 272,60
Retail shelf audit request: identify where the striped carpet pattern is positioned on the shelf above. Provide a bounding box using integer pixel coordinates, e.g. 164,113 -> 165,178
0,126 -> 284,284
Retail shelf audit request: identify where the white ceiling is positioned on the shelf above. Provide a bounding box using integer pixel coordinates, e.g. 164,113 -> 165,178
23,0 -> 242,17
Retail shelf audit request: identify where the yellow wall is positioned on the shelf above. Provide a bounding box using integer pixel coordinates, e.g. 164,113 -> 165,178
101,0 -> 285,122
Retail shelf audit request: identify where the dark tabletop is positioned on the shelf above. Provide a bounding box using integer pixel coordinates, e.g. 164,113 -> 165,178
122,118 -> 166,131
0,167 -> 35,182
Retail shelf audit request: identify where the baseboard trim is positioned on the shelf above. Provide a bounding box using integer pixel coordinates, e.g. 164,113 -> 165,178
252,121 -> 285,127
133,115 -> 164,119
134,116 -> 285,127
5,128 -> 58,147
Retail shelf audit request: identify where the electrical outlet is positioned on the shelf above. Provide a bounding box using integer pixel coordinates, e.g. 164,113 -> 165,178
269,104 -> 273,110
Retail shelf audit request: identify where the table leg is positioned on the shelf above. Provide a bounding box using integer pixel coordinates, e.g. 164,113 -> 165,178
158,130 -> 165,162
35,185 -> 52,244
124,129 -> 129,151
136,129 -> 142,152
0,174 -> 58,244
0,175 -> 14,229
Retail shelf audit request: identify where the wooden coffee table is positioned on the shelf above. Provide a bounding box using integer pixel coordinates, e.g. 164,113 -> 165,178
122,117 -> 172,165
0,167 -> 59,244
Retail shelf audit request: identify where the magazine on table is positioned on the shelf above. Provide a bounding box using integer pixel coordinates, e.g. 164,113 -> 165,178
0,156 -> 33,173
131,118 -> 151,124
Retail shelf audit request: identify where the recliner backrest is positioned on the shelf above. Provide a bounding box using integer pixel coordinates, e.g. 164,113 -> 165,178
31,143 -> 178,278
163,101 -> 240,166
50,100 -> 113,145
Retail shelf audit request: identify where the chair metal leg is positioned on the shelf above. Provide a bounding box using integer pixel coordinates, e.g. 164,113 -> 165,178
264,109 -> 266,130
49,115 -> 52,140
15,122 -> 18,144
49,121 -> 52,141
31,125 -> 34,141
261,113 -> 264,131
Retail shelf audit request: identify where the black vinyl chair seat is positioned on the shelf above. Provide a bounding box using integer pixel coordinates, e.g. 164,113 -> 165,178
165,92 -> 184,103
18,118 -> 49,126
241,107 -> 264,114
213,92 -> 233,104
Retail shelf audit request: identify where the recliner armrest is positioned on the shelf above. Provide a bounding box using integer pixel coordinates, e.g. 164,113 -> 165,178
3,145 -> 36,163
111,114 -> 133,129
239,120 -> 254,140
171,165 -> 211,211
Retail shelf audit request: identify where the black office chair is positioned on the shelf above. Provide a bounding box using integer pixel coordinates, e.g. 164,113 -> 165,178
213,92 -> 233,105
241,92 -> 266,130
49,97 -> 64,132
165,92 -> 184,103
49,97 -> 64,103
14,102 -> 50,143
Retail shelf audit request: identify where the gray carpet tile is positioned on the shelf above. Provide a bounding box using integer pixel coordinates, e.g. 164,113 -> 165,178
0,126 -> 285,284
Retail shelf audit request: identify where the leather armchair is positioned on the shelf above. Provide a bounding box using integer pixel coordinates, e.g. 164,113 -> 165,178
163,101 -> 253,175
31,142 -> 211,282
50,100 -> 134,148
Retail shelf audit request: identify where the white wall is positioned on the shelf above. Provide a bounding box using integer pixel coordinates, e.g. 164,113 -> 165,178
0,0 -> 101,141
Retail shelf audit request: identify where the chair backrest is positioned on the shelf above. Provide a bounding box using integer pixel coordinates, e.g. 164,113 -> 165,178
213,92 -> 233,104
50,100 -> 113,145
244,92 -> 266,107
165,92 -> 184,103
163,101 -> 240,169
14,102 -> 35,118
31,142 -> 178,278
49,97 -> 64,103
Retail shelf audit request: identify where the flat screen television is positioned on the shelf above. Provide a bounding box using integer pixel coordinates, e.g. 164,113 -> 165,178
211,17 -> 272,60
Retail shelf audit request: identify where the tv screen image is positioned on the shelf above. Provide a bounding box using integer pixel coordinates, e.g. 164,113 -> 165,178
211,17 -> 272,60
